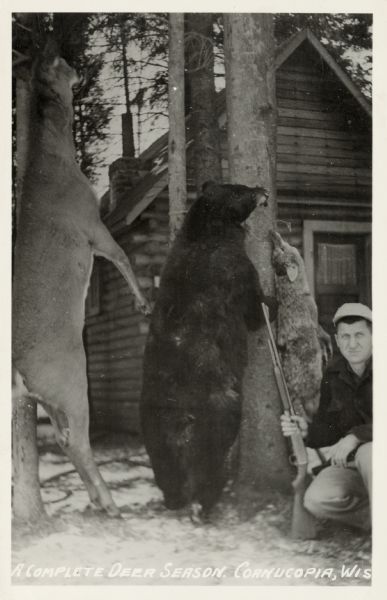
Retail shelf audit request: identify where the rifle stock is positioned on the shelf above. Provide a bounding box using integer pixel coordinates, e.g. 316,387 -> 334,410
291,464 -> 316,539
262,303 -> 316,539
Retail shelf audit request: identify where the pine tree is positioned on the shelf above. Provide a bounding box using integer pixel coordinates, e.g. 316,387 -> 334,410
52,13 -> 113,180
12,13 -> 113,182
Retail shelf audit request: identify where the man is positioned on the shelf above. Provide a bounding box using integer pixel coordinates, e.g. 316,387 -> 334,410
281,303 -> 372,531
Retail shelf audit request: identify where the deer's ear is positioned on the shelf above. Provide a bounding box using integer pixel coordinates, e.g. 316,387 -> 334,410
12,60 -> 32,83
42,37 -> 60,62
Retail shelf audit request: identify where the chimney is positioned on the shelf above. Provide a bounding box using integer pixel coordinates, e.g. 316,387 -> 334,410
122,112 -> 135,158
108,157 -> 149,213
107,113 -> 150,213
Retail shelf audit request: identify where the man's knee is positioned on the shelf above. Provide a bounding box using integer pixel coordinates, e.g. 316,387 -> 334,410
304,475 -> 356,518
303,481 -> 332,517
304,484 -> 321,516
355,442 -> 372,471
355,442 -> 372,502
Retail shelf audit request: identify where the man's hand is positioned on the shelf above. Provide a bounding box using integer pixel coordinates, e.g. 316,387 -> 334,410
329,434 -> 360,468
280,411 -> 308,439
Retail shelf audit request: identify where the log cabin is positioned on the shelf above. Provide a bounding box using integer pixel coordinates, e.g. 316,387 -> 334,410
84,28 -> 372,433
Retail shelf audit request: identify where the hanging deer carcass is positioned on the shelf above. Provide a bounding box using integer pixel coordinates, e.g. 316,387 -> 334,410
12,44 -> 151,518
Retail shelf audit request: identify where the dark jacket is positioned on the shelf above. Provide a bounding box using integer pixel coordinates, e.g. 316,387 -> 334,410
306,355 -> 372,449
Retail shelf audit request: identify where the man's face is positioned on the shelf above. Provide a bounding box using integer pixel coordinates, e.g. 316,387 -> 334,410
335,319 -> 372,368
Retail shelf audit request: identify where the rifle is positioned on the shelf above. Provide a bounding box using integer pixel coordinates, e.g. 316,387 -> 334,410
261,303 -> 317,540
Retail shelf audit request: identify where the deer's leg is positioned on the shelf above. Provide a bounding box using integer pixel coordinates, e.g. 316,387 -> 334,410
29,357 -> 120,517
60,375 -> 120,517
40,401 -> 104,511
39,401 -> 71,450
42,392 -> 119,516
91,221 -> 150,315
64,412 -> 120,517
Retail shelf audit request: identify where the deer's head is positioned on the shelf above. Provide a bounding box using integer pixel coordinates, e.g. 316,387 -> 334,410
32,39 -> 80,110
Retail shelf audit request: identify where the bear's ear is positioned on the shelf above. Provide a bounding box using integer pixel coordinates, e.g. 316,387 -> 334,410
202,180 -> 221,199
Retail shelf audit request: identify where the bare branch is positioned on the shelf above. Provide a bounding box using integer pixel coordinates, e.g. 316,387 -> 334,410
184,31 -> 215,72
12,49 -> 31,68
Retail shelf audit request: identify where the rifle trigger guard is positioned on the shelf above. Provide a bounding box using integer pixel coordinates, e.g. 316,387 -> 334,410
289,453 -> 297,466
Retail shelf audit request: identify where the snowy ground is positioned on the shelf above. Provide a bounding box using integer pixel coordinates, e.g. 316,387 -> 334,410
11,428 -> 372,587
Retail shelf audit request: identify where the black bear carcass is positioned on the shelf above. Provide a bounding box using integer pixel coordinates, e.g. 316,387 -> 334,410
140,181 -> 274,520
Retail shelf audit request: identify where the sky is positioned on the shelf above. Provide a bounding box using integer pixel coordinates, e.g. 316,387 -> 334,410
90,30 -> 169,198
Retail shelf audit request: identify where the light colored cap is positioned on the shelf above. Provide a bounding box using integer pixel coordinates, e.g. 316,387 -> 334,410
333,303 -> 372,325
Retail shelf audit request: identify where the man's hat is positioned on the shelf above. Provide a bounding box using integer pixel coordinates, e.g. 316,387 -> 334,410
333,303 -> 372,326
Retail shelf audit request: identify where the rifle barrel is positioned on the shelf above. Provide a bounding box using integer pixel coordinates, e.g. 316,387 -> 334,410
262,303 -> 295,416
261,303 -> 316,539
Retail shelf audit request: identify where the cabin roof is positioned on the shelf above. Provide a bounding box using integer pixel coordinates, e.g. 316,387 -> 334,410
105,27 -> 371,229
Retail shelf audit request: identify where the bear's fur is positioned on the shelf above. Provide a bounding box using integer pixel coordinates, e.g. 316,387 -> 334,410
141,181 -> 274,517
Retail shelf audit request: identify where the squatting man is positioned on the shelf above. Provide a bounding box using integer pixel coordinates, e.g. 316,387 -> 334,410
281,303 -> 372,531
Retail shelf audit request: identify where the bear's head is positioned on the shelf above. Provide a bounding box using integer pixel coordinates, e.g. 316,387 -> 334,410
185,181 -> 268,240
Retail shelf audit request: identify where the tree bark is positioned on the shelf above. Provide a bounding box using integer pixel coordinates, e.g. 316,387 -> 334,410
224,13 -> 292,515
168,13 -> 187,242
12,75 -> 46,522
12,386 -> 45,522
185,13 -> 222,193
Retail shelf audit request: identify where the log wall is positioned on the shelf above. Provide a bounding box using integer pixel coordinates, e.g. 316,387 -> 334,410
85,198 -> 170,432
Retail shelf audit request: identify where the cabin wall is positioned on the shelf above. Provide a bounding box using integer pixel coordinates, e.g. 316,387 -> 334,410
85,197 -> 170,432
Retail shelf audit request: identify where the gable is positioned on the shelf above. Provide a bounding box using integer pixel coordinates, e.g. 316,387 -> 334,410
276,29 -> 371,118
274,41 -> 371,204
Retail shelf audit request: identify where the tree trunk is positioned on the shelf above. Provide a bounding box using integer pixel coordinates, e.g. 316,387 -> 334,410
224,13 -> 292,515
168,13 -> 187,242
185,13 -> 222,193
12,75 -> 46,522
12,387 -> 45,522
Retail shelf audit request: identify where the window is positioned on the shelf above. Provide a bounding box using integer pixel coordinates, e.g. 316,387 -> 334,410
316,243 -> 357,287
303,220 -> 371,336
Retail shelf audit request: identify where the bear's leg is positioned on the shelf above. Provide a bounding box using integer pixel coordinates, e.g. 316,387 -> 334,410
198,479 -> 225,518
141,406 -> 189,509
151,450 -> 187,509
199,388 -> 241,516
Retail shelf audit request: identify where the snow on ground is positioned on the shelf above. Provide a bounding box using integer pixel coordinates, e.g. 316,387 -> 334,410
12,431 -> 372,587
